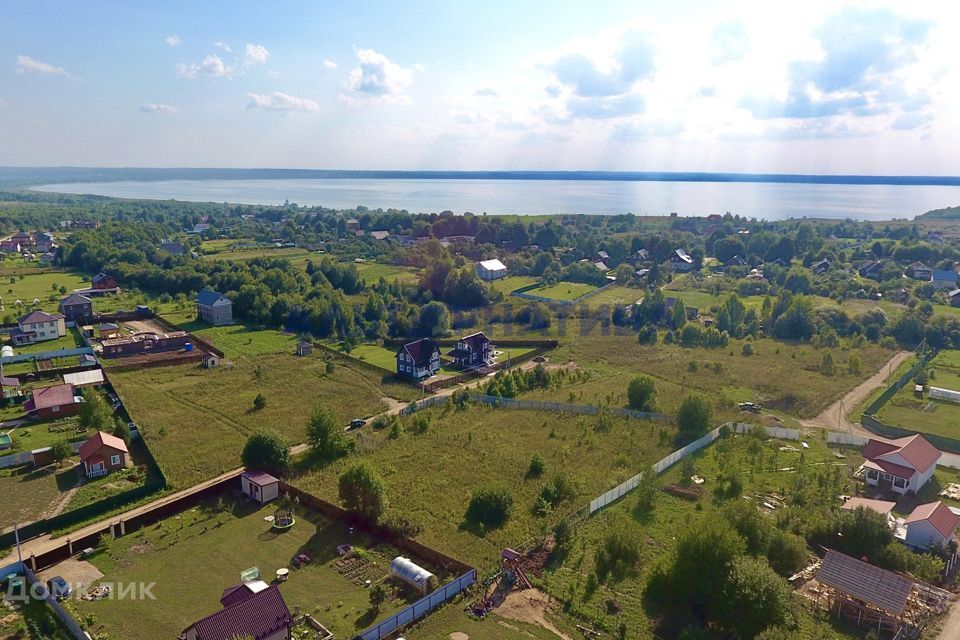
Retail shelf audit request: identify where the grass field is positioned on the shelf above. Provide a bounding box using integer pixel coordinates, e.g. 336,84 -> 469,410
293,403 -> 676,569
490,276 -> 540,295
582,285 -> 643,307
110,353 -> 418,488
175,321 -> 298,358
0,463 -> 69,529
347,343 -> 399,371
5,326 -> 85,355
876,349 -> 960,440
200,245 -> 314,264
75,498 -> 438,640
523,282 -> 599,302
0,271 -> 88,316
352,261 -> 421,285
2,420 -> 87,455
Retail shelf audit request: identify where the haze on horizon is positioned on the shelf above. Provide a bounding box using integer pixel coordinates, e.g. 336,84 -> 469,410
2,0 -> 960,175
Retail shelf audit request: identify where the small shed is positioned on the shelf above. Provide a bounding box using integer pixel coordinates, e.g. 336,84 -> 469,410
202,352 -> 221,369
241,470 -> 280,504
390,556 -> 437,594
31,447 -> 54,467
296,341 -> 313,357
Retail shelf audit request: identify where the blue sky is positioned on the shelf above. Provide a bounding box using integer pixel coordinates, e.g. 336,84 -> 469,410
1,0 -> 957,173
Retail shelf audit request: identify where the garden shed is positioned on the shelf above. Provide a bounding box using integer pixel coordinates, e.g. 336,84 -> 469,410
390,556 -> 436,594
240,470 -> 280,504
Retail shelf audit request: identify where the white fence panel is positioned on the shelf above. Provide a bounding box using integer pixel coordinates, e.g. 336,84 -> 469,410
827,432 -> 868,447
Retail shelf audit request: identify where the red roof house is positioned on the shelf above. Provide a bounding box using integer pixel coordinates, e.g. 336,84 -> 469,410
79,431 -> 130,478
181,584 -> 293,640
862,435 -> 941,495
24,384 -> 82,419
903,501 -> 960,550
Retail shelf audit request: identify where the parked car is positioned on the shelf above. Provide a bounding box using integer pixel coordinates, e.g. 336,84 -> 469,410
738,402 -> 762,413
47,576 -> 70,600
349,418 -> 366,429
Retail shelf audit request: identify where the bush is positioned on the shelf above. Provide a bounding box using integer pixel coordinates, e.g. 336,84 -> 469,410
338,463 -> 387,522
241,429 -> 290,476
306,404 -> 351,460
742,342 -> 753,356
465,486 -> 514,529
538,472 -> 577,508
766,531 -> 808,577
715,556 -> 796,639
527,453 -> 545,478
676,395 -> 711,445
51,439 -> 72,464
595,521 -> 642,582
253,393 -> 267,410
626,376 -> 657,412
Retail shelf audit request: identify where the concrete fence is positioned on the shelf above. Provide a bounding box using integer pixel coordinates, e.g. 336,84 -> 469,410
0,346 -> 94,365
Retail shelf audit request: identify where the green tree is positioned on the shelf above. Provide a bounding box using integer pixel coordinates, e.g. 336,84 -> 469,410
836,507 -> 892,561
338,463 -> 388,522
676,395 -> 711,445
369,583 -> 388,610
253,393 -> 267,410
715,556 -> 796,639
672,299 -> 687,329
595,520 -> 642,582
527,453 -> 545,478
627,376 -> 657,412
766,530 -> 808,577
634,466 -> 661,512
50,439 -> 72,465
111,419 -> 131,445
465,486 -> 513,529
240,429 -> 290,476
417,301 -> 450,337
306,404 -> 350,460
78,389 -> 114,432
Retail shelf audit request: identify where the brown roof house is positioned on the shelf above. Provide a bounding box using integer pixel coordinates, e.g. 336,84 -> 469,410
903,501 -> 960,550
24,383 -> 83,419
10,310 -> 66,345
181,584 -> 294,640
447,332 -> 493,369
79,431 -> 130,478
396,338 -> 440,380
59,293 -> 94,322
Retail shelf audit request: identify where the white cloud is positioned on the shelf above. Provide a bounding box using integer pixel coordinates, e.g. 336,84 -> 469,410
343,48 -> 413,104
177,54 -> 233,79
214,41 -> 232,52
0,98 -> 7,109
247,92 -> 319,112
140,103 -> 178,113
165,35 -> 182,47
323,59 -> 338,69
244,43 -> 269,65
474,87 -> 499,98
15,55 -> 68,76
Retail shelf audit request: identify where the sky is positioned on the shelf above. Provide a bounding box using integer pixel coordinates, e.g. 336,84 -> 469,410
2,0 -> 960,174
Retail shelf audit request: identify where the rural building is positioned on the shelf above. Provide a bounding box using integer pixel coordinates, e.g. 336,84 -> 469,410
241,470 -> 280,504
346,218 -> 360,231
593,261 -> 609,272
907,262 -> 933,281
79,431 -> 130,478
903,501 -> 960,550
396,338 -> 441,379
858,260 -> 883,280
34,232 -> 55,252
949,289 -> 960,307
24,383 -> 83,419
1,375 -> 21,399
79,353 -> 98,367
181,584 -> 293,640
595,250 -> 610,263
10,310 -> 66,345
724,255 -> 748,267
629,249 -> 650,264
671,248 -> 694,272
862,435 -> 941,495
295,340 -> 312,356
841,497 -> 896,525
59,293 -> 94,322
447,332 -> 493,369
92,272 -> 119,291
370,230 -> 390,241
475,258 -> 508,281
159,239 -> 186,256
62,369 -> 105,388
0,239 -> 20,253
811,258 -> 831,275
390,556 -> 437,594
100,331 -> 191,358
932,270 -> 958,290
219,580 -> 270,607
202,352 -> 221,368
196,289 -> 234,326
98,322 -> 120,339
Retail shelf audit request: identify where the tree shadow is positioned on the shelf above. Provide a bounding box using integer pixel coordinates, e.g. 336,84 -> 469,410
54,464 -> 81,491
354,606 -> 379,630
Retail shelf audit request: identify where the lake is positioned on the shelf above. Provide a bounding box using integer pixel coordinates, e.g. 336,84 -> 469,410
33,177 -> 960,220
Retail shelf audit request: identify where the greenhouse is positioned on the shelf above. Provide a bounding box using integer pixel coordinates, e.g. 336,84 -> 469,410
389,556 -> 437,594
930,386 -> 960,404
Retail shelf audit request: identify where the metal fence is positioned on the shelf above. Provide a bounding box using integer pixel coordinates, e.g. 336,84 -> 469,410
22,565 -> 87,639
0,441 -> 82,469
0,346 -> 94,365
354,569 -> 477,640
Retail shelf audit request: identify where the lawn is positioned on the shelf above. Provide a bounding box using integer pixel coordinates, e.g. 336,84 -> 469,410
876,349 -> 960,440
109,352 -> 418,488
200,246 -> 314,264
0,271 -> 88,317
346,343 -> 399,372
583,284 -> 643,307
174,321 -> 298,358
522,282 -> 599,302
2,419 -> 88,455
293,403 -> 677,570
4,326 -> 85,356
490,275 -> 540,295
65,438 -> 161,511
75,498 -> 441,640
352,261 -> 421,285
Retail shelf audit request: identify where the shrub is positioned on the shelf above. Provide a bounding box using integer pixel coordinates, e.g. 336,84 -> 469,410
465,486 -> 514,529
626,376 -> 657,412
742,342 -> 754,356
595,521 -> 642,582
306,404 -> 351,460
51,439 -> 72,464
253,393 -> 267,410
241,429 -> 290,476
538,472 -> 577,508
527,453 -> 545,478
338,463 -> 387,522
676,395 -> 711,445
766,530 -> 808,577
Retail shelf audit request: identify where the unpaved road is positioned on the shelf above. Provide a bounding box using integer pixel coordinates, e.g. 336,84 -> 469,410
938,598 -> 960,640
799,350 -> 913,435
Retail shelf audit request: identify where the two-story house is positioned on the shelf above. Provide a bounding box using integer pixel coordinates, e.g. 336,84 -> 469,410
10,310 -> 67,345
395,338 -> 440,379
196,289 -> 234,326
671,249 -> 694,272
59,293 -> 94,322
447,332 -> 494,369
862,434 -> 941,495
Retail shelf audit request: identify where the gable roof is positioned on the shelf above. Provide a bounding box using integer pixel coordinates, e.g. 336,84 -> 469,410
863,435 -> 941,475
816,550 -> 914,616
60,293 -> 92,306
197,289 -> 229,306
905,501 -> 960,539
673,248 -> 692,263
92,272 -> 114,283
841,497 -> 896,516
188,584 -> 293,640
241,470 -> 279,486
18,310 -> 62,325
908,261 -> 931,270
449,332 -> 491,355
933,270 -> 958,282
397,338 -> 439,366
79,430 -> 129,460
27,384 -> 77,412
477,258 -> 507,272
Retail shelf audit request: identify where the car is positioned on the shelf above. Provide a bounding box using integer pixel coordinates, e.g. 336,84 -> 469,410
46,576 -> 70,600
349,418 -> 366,429
738,402 -> 762,413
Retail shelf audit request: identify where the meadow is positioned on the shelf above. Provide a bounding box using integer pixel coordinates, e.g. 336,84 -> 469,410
352,261 -> 421,285
0,463 -> 67,529
522,282 -> 599,302
173,321 -> 298,358
346,343 -> 400,372
0,271 -> 88,317
876,349 -> 960,440
490,275 -> 540,295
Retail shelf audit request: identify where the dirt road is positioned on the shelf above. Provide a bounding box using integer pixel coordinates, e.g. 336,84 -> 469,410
799,350 -> 913,435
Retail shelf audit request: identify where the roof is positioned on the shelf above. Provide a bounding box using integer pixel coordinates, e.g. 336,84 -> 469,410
816,550 -> 914,616
863,435 -> 941,475
594,261 -> 608,271
60,293 -> 92,306
905,501 -> 960,539
908,261 -> 931,270
841,497 -> 896,516
92,272 -> 114,283
219,580 -> 269,607
63,369 -> 105,387
18,310 -> 62,325
397,338 -> 439,366
241,470 -> 279,486
79,430 -> 129,460
370,230 -> 390,240
197,289 -> 230,306
673,248 -> 692,263
188,584 -> 293,640
950,288 -> 960,298
933,270 -> 958,281
448,332 -> 491,356
477,258 -> 507,272
28,384 -> 77,411
0,376 -> 20,387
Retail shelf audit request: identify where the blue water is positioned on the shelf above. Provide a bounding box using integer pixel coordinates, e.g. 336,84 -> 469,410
33,177 -> 960,220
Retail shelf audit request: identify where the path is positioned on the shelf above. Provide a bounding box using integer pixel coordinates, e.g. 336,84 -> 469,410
38,467 -> 84,521
937,596 -> 960,640
798,350 -> 913,435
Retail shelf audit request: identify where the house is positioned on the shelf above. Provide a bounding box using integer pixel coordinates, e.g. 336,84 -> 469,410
0,239 -> 20,253
891,288 -> 910,304
862,434 -> 941,495
1,375 -> 21,399
34,232 -> 55,252
79,431 -> 130,478
395,338 -> 441,380
192,223 -> 211,234
100,331 -> 191,358
241,470 -> 280,504
706,213 -> 723,222
24,383 -> 83,419
724,255 -> 748,268
949,289 -> 960,308
295,340 -> 312,357
447,332 -> 494,369
92,273 -> 119,291
903,501 -> 960,550
841,497 -> 896,525
219,580 -> 270,608
98,322 -> 120,339
628,249 -> 649,265
370,230 -> 390,241
671,249 -> 694,272
181,584 -> 293,640
79,353 -> 98,368
475,258 -> 508,281
59,293 -> 94,322
196,289 -> 234,326
595,250 -> 610,263
346,218 -> 360,231
159,239 -> 186,256
811,258 -> 831,275
907,262 -> 933,281
932,270 -> 958,290
858,260 -> 883,280
10,310 -> 66,345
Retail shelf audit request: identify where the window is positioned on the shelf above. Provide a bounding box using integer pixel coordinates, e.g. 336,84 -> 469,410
893,477 -> 906,488
110,454 -> 121,466
52,406 -> 59,413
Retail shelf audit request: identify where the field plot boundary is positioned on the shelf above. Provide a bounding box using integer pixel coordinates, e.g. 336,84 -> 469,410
510,280 -> 616,306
